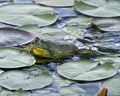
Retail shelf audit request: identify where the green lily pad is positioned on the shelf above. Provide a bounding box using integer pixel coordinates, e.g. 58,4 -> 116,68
65,15 -> 93,28
19,25 -> 41,37
64,26 -> 84,39
58,60 -> 117,81
0,48 -> 35,68
34,0 -> 74,7
0,89 -> 30,96
92,18 -> 120,31
74,0 -> 120,17
0,4 -> 57,26
39,27 -> 67,41
0,69 -> 53,90
59,86 -> 85,96
0,28 -> 35,47
101,76 -> 120,96
19,26 -> 66,38
31,89 -> 61,96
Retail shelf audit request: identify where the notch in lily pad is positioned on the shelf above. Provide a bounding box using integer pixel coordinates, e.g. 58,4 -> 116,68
57,60 -> 117,81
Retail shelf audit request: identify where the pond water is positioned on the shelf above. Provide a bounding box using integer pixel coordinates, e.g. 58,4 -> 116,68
1,0 -> 119,96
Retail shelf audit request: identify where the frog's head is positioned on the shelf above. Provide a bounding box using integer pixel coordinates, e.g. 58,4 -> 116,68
77,45 -> 98,58
27,37 -> 52,58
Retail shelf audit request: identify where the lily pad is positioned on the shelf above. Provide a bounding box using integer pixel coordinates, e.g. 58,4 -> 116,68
0,4 -> 57,26
34,0 -> 74,7
101,76 -> 120,96
39,27 -> 67,41
19,26 -> 66,39
19,25 -> 41,37
53,75 -> 74,88
0,89 -> 30,96
74,0 -> 120,17
0,48 -> 36,68
0,69 -> 53,90
92,18 -> 120,31
58,60 -> 117,81
64,26 -> 84,39
98,56 -> 120,69
59,86 -> 85,96
31,89 -> 61,96
65,15 -> 93,28
0,28 -> 35,47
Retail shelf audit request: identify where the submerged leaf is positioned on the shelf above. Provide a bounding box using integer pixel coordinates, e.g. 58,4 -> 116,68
39,27 -> 67,41
59,86 -> 85,96
0,69 -> 53,90
65,15 -> 93,28
74,0 -> 120,17
92,18 -> 120,31
0,4 -> 57,26
0,48 -> 35,68
58,60 -> 117,81
34,0 -> 74,7
19,25 -> 41,36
